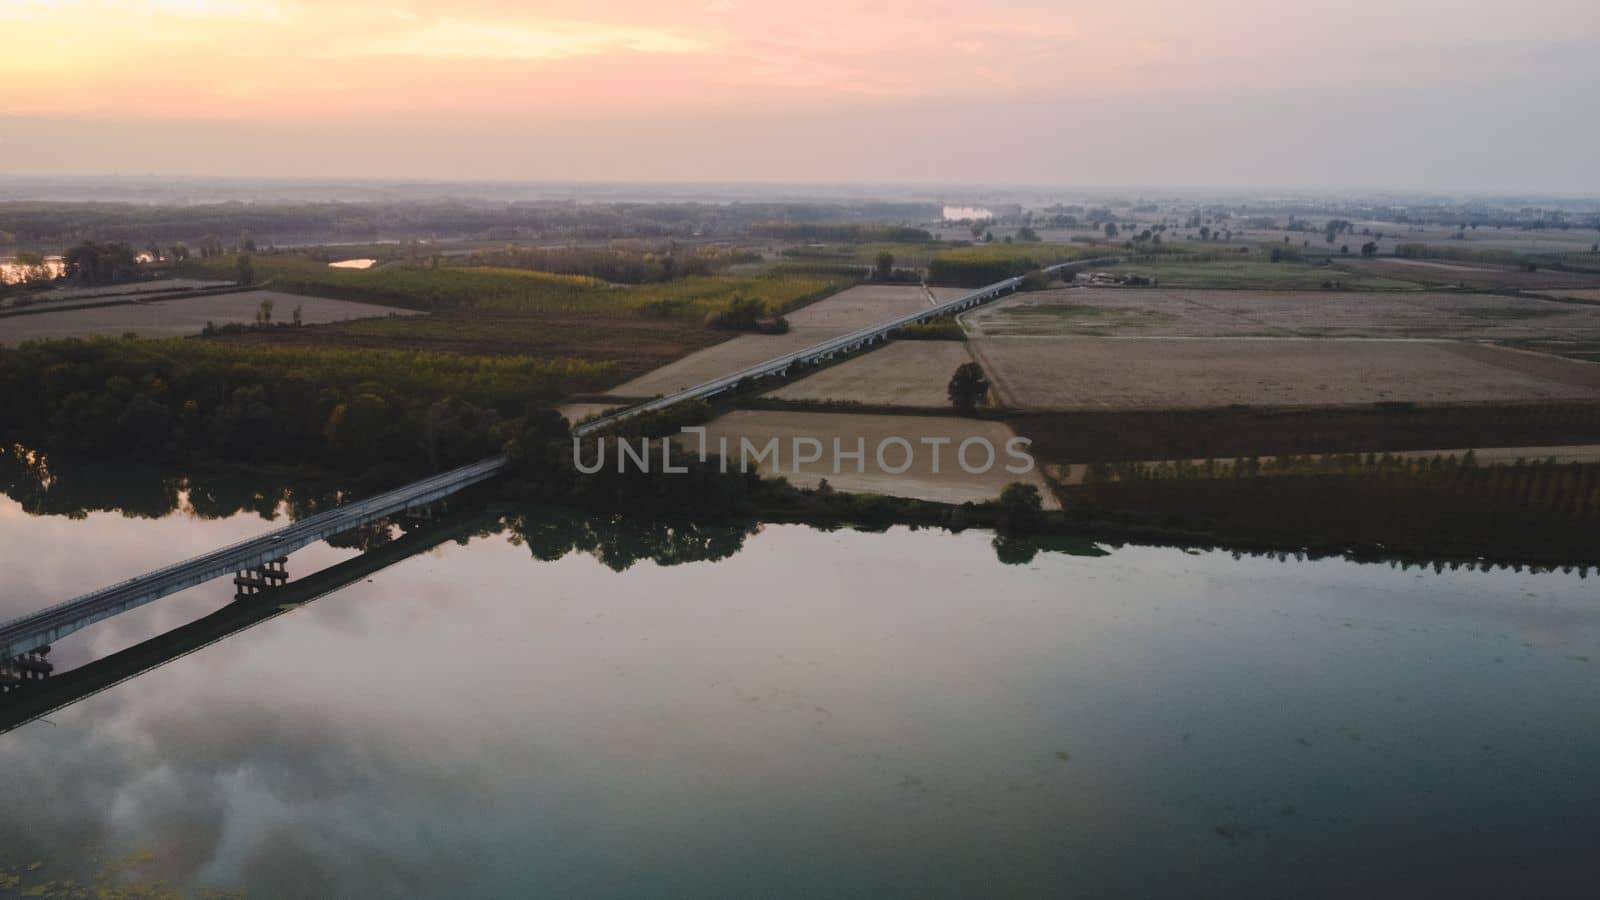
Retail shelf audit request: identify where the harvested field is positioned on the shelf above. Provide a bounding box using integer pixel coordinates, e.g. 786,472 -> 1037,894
970,337 -> 1600,411
1091,259 -> 1421,291
1547,289 -> 1600,303
782,283 -> 938,330
0,290 -> 417,346
0,278 -> 234,310
557,402 -> 617,425
928,286 -> 976,303
1338,258 -> 1600,292
764,340 -> 974,407
684,410 -> 1057,508
611,283 -> 939,398
609,328 -> 830,397
963,287 -> 1600,347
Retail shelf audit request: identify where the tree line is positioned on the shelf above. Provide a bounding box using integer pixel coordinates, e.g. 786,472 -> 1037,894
0,337 -> 615,473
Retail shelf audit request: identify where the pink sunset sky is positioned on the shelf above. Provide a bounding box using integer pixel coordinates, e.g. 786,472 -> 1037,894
3,0 -> 1598,190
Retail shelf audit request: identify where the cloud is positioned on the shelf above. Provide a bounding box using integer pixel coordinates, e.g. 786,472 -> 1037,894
338,17 -> 708,61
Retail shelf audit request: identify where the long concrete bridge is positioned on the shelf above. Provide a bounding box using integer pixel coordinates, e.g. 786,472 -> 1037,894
1,511 -> 490,734
1,258 -> 1112,662
0,456 -> 504,660
572,258 -> 1116,435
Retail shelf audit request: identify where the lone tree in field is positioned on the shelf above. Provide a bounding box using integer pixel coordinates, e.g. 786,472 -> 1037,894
236,253 -> 254,286
874,251 -> 894,280
947,362 -> 989,414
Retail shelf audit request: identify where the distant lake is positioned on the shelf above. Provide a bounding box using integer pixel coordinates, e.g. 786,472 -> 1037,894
328,258 -> 376,269
943,205 -> 993,221
0,256 -> 64,284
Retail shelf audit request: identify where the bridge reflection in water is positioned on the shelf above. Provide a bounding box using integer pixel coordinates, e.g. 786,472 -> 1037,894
0,511 -> 491,736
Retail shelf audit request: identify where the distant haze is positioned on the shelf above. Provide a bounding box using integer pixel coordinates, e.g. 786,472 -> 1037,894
3,0 -> 1598,193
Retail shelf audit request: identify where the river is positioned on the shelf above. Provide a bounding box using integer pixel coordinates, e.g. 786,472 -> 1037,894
1,460 -> 1597,897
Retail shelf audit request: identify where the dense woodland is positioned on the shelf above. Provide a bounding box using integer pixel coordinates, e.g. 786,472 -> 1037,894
0,337 -> 611,472
0,200 -> 940,248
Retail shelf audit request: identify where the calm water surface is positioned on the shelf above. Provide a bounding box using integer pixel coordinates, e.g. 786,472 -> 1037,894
1,490 -> 1597,898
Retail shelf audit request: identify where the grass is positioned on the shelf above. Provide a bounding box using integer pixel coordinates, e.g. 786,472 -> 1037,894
185,254 -> 856,387
185,255 -> 852,320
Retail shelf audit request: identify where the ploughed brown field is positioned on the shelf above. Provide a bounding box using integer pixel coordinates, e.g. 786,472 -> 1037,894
968,337 -> 1600,411
963,287 -> 1600,343
763,340 -> 976,407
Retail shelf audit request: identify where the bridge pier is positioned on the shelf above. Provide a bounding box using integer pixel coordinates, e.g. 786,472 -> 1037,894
1,645 -> 53,692
234,557 -> 289,600
405,499 -> 446,523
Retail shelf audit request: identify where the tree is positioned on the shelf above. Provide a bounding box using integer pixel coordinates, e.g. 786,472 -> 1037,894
63,241 -> 138,285
874,251 -> 894,280
1361,241 -> 1379,257
947,362 -> 989,414
1104,222 -> 1119,238
236,253 -> 255,286
255,297 -> 273,324
1016,225 -> 1041,242
995,482 -> 1043,533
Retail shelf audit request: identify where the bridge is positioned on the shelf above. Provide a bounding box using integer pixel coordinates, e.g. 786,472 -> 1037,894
572,258 -> 1116,435
1,258 -> 1111,662
1,511 -> 491,734
0,456 -> 503,660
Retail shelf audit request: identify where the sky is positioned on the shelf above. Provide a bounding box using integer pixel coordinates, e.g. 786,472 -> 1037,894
2,0 -> 1598,192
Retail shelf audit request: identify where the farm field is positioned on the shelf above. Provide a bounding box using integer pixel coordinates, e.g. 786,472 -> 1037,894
0,278 -> 233,309
0,290 -> 417,346
608,328 -> 828,398
557,402 -> 617,425
684,410 -> 1057,507
1338,258 -> 1600,292
1544,288 -> 1600,302
781,283 -> 937,330
609,284 -> 937,398
969,337 -> 1600,411
1090,259 -> 1422,291
219,310 -> 728,386
764,340 -> 974,407
963,287 -> 1600,347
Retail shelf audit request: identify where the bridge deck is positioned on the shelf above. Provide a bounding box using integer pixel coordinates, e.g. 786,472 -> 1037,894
0,456 -> 505,659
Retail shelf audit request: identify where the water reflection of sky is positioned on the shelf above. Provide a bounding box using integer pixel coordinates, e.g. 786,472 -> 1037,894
1,499 -> 1597,898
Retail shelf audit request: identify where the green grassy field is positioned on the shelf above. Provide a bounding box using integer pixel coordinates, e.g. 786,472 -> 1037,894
185,255 -> 850,320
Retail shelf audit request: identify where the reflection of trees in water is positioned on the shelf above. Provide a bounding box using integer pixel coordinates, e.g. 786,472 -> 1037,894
0,444 -> 346,522
11,446 -> 1585,576
504,508 -> 760,572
